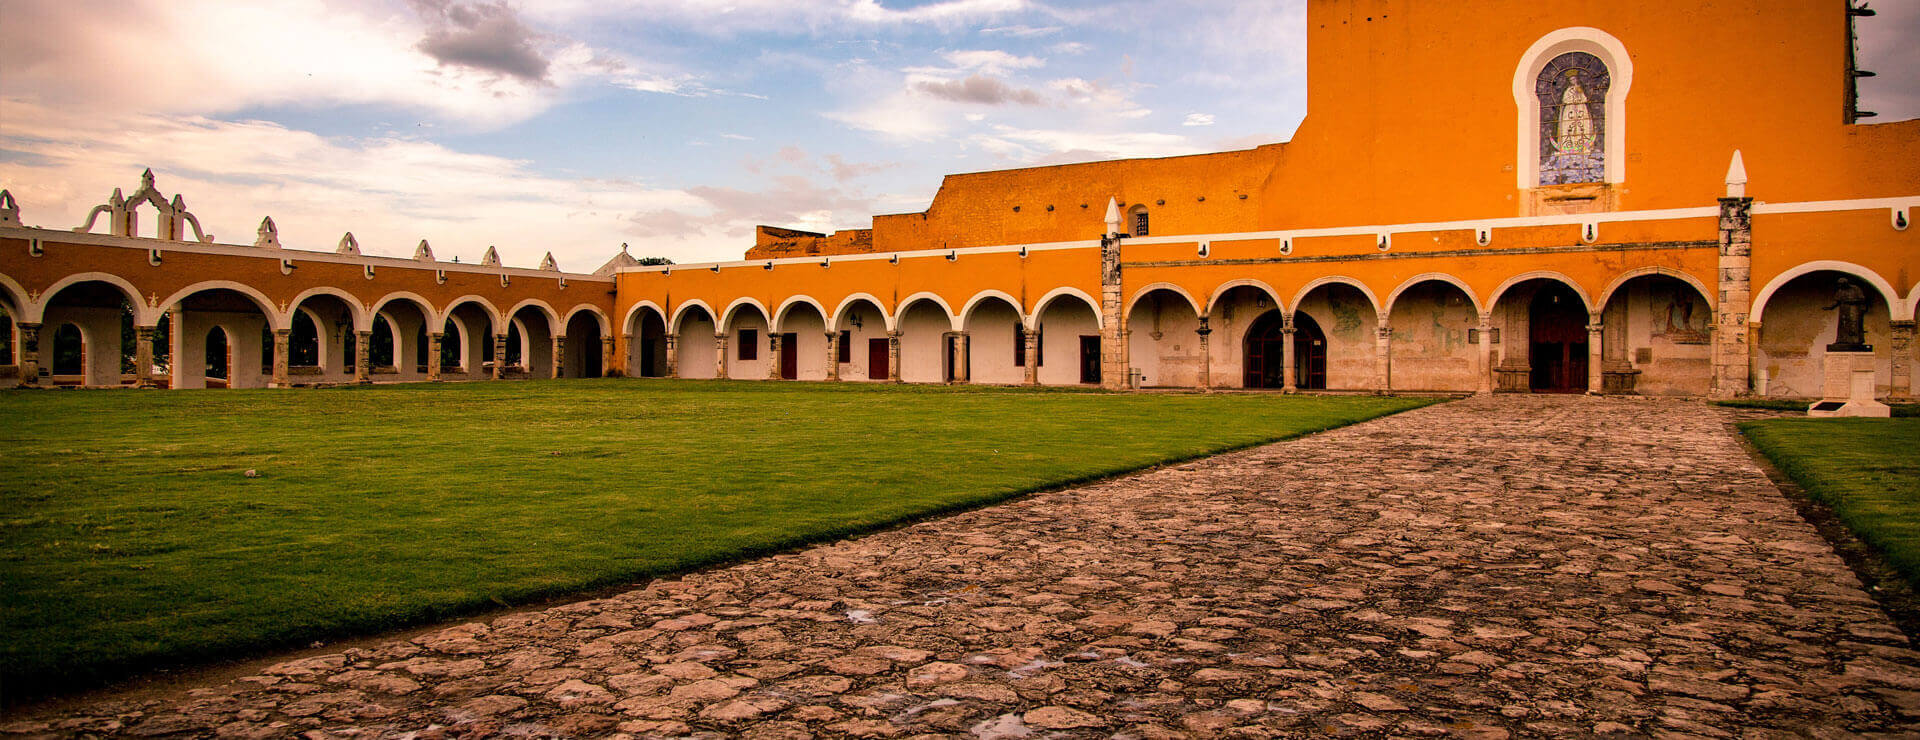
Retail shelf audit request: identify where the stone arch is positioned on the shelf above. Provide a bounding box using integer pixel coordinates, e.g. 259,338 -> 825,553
622,300 -> 667,336
719,297 -> 770,332
623,301 -> 670,378
1206,279 -> 1285,318
1513,26 -> 1634,189
896,291 -> 959,332
159,280 -> 286,330
289,286 -> 371,332
831,293 -> 891,333
506,298 -> 561,331
440,295 -> 505,335
32,271 -> 152,325
1124,282 -> 1202,320
961,289 -> 1027,328
670,299 -> 716,336
370,291 -> 441,330
0,272 -> 30,317
1598,267 -> 1714,313
1124,283 -> 1206,388
1488,270 -> 1594,316
1289,276 -> 1381,318
1030,287 -> 1102,331
1385,273 -> 1483,318
772,295 -> 830,333
1752,260 -> 1901,323
562,304 -> 611,336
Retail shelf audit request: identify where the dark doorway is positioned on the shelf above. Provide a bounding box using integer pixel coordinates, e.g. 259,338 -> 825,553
205,327 -> 230,387
50,324 -> 83,377
1529,284 -> 1588,393
1294,313 -> 1328,389
867,338 -> 889,380
943,335 -> 957,382
1243,310 -> 1286,388
1079,335 -> 1101,384
636,311 -> 667,377
780,332 -> 798,379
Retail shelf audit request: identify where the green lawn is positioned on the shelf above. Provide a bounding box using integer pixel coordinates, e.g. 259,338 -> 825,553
0,379 -> 1437,690
1741,417 -> 1920,585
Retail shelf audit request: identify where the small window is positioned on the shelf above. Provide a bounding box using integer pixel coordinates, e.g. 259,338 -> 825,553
738,329 -> 758,360
837,330 -> 851,363
1132,208 -> 1149,237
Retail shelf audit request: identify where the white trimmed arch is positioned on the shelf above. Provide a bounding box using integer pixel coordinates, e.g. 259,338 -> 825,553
1513,26 -> 1634,190
1596,267 -> 1715,312
1124,282 -> 1203,319
1205,278 -> 1285,317
1289,276 -> 1382,317
370,291 -> 441,329
506,298 -> 560,331
0,272 -> 29,314
562,304 -> 612,335
622,300 -> 667,335
1910,281 -> 1920,320
289,286 -> 371,332
32,271 -> 153,325
1030,286 -> 1103,330
441,295 -> 505,335
960,289 -> 1027,328
1488,270 -> 1595,315
1384,273 -> 1484,318
831,292 -> 892,332
1752,260 -> 1902,322
669,299 -> 716,335
772,295 -> 830,333
719,296 -> 770,330
895,291 -> 959,332
157,280 -> 287,330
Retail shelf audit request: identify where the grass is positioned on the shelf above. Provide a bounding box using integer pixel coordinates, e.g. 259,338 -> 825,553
1740,417 -> 1920,587
1715,398 -> 1920,417
0,379 -> 1438,692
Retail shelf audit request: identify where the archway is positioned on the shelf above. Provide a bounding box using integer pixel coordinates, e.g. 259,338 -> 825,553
962,294 -> 1025,385
673,305 -> 718,379
441,300 -> 496,380
721,303 -> 771,381
1595,272 -> 1713,395
1385,279 -> 1480,392
561,310 -> 606,378
832,297 -> 888,381
895,298 -> 953,384
1125,287 -> 1203,388
507,305 -> 557,378
1292,281 -> 1377,391
1035,293 -> 1100,386
1294,313 -> 1329,389
626,306 -> 668,378
1243,311 -> 1287,389
774,301 -> 829,381
1755,269 -> 1894,398
39,279 -> 141,387
372,299 -> 432,383
1529,283 -> 1589,393
287,293 -> 362,384
165,287 -> 274,389
1209,284 -> 1281,389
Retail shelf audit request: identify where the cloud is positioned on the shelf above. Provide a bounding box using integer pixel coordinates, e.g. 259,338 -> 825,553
526,0 -> 1031,33
940,49 -> 1046,75
911,75 -> 1046,106
971,125 -> 1199,162
1182,113 -> 1215,127
982,25 -> 1061,38
412,0 -> 552,82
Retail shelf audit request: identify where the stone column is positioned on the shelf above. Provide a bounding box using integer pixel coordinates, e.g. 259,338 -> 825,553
1374,321 -> 1393,394
354,331 -> 372,384
134,325 -> 158,388
1587,315 -> 1604,395
1710,196 -> 1754,397
1196,316 -> 1213,392
1476,314 -> 1493,395
953,332 -> 970,384
825,332 -> 841,381
1282,321 -> 1298,393
665,332 -> 679,378
714,333 -> 729,379
552,336 -> 566,379
1892,320 -> 1916,399
17,322 -> 39,386
491,334 -> 507,379
271,328 -> 291,388
1023,328 -> 1040,386
427,332 -> 444,381
767,333 -> 784,380
1098,234 -> 1128,390
602,335 -> 616,377
887,331 -> 901,382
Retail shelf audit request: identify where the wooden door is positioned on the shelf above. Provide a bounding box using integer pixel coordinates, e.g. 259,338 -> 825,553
779,332 -> 798,379
1243,310 -> 1285,388
1529,288 -> 1587,392
1079,336 -> 1101,384
867,338 -> 889,380
1293,313 -> 1327,389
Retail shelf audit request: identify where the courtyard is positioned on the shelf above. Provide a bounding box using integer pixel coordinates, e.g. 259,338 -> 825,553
5,390 -> 1917,736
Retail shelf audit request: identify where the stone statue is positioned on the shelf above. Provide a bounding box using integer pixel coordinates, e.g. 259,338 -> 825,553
1824,277 -> 1871,352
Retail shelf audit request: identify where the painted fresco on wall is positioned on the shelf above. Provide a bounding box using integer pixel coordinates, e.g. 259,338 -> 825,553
1537,52 -> 1610,186
1654,285 -> 1709,344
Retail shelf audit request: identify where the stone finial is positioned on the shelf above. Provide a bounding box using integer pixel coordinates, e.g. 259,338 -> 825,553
141,168 -> 156,190
539,252 -> 559,271
254,217 -> 280,248
414,239 -> 435,261
1725,149 -> 1747,199
481,245 -> 501,266
109,187 -> 125,207
337,232 -> 361,256
170,193 -> 186,212
1104,197 -> 1121,236
0,189 -> 19,226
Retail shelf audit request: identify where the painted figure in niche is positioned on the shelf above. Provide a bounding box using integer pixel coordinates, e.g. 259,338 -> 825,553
1824,277 -> 1871,352
1657,287 -> 1709,344
1537,52 -> 1609,186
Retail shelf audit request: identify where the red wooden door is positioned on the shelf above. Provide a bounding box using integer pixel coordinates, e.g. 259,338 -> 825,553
780,332 -> 798,379
867,338 -> 889,380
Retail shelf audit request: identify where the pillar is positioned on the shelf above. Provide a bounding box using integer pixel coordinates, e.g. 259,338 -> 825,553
825,332 -> 841,381
1710,195 -> 1754,397
1195,316 -> 1213,391
1023,327 -> 1039,386
17,322 -> 39,386
714,333 -> 728,379
271,328 -> 291,388
887,331 -> 901,383
1476,313 -> 1493,395
354,331 -> 372,384
953,332 -> 970,384
491,334 -> 506,379
427,332 -> 444,381
767,333 -> 784,380
665,332 -> 679,378
135,325 -> 158,389
1098,234 -> 1128,390
1281,321 -> 1298,393
1587,315 -> 1604,395
552,336 -> 566,379
1892,320 -> 1916,399
1374,321 -> 1393,394
602,335 -> 616,377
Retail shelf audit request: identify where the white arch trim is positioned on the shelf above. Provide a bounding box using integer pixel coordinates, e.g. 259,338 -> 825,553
370,291 -> 441,329
157,280 -> 288,330
441,295 -> 506,335
1205,278 -> 1286,317
1124,282 -> 1204,319
831,293 -> 892,332
289,286 -> 372,332
1910,281 -> 1920,320
1487,270 -> 1596,316
506,298 -> 561,330
621,300 -> 667,335
1595,267 -> 1715,313
895,291 -> 960,332
669,299 -> 716,334
959,289 -> 1027,329
1751,260 -> 1903,323
772,294 -> 830,333
31,271 -> 153,325
1384,273 -> 1484,318
1030,286 -> 1104,331
562,303 -> 612,335
1513,26 -> 1634,190
719,296 -> 771,331
0,272 -> 29,315
1289,276 -> 1382,317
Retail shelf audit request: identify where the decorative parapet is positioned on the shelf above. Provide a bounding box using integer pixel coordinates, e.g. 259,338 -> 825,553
254,217 -> 280,248
337,232 -> 361,255
72,169 -> 214,242
414,239 -> 435,261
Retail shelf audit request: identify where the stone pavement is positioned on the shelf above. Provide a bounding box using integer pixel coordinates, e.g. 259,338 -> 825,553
11,395 -> 1920,738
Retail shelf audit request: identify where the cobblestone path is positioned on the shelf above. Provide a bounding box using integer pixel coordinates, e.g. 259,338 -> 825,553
13,396 -> 1920,738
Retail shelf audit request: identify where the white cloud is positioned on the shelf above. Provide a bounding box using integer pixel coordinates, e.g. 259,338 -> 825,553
526,0 -> 1030,33
971,125 -> 1198,162
940,49 -> 1046,75
1183,113 -> 1215,127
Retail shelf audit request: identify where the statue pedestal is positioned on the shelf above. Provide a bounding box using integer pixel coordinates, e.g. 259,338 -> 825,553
1808,350 -> 1889,418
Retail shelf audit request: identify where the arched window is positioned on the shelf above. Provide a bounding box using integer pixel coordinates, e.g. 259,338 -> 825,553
1536,52 -> 1610,185
1129,205 -> 1149,237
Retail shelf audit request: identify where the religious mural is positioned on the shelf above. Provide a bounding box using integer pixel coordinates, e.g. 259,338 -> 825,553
1655,285 -> 1710,344
1537,52 -> 1610,186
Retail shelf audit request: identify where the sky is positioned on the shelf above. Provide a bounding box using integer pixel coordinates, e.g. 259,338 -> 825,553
0,1 -> 1914,272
